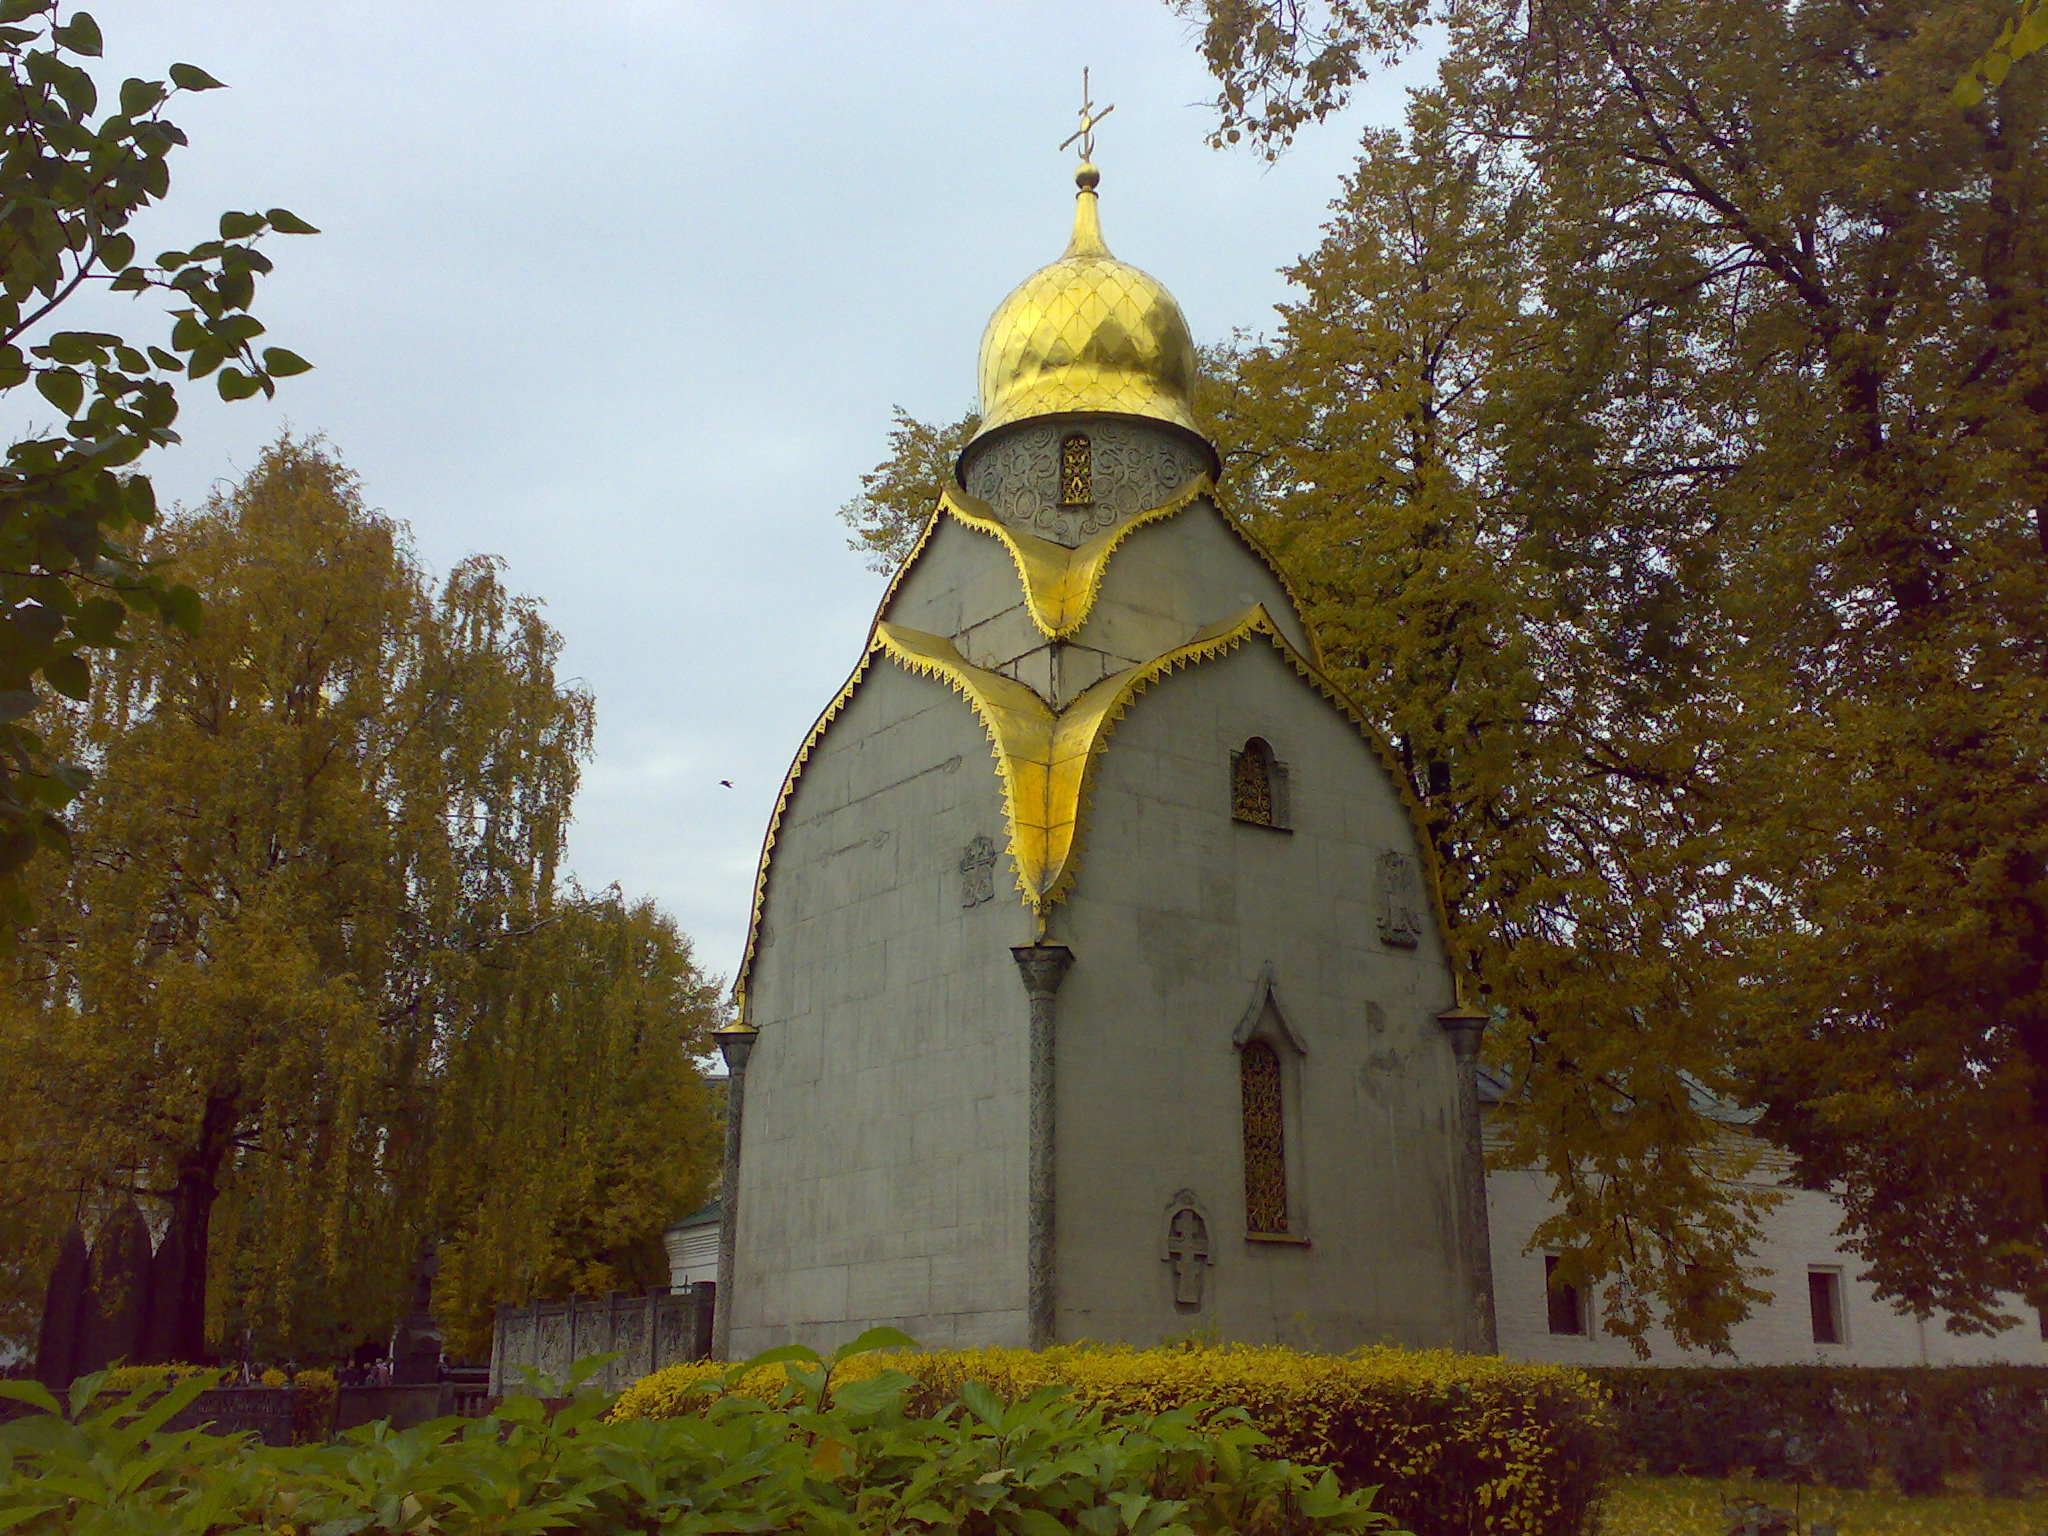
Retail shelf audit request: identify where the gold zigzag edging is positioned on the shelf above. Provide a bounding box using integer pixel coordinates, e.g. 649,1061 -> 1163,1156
938,475 -> 1207,638
734,602 -> 1459,1009
933,475 -> 1321,660
733,489 -> 1442,1012
878,603 -> 1447,924
733,606 -> 1283,1007
730,646 -> 879,1015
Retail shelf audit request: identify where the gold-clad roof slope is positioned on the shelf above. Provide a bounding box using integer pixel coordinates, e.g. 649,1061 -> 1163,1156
972,163 -> 1200,441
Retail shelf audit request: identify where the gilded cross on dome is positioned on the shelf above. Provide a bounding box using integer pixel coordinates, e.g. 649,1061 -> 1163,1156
1058,68 -> 1115,162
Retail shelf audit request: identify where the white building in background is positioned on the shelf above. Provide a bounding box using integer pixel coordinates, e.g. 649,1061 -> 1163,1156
664,1201 -> 721,1291
1481,1069 -> 2048,1367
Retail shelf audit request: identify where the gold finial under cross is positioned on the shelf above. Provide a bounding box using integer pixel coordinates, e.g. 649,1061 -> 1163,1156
1058,67 -> 1115,161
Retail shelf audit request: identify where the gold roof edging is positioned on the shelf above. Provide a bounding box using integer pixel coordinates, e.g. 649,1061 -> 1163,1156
938,474 -> 1321,662
1204,482 -> 1328,672
1233,610 -> 1463,988
871,609 -> 1291,925
1029,603 -> 1282,909
735,492 -> 1451,1010
940,473 -> 1209,638
1041,604 -> 1463,997
871,623 -> 1061,915
735,596 -> 1460,1011
729,646 -> 878,1018
730,505 -> 949,1015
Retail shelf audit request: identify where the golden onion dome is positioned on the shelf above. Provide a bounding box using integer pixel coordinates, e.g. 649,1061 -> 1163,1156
971,163 -> 1200,443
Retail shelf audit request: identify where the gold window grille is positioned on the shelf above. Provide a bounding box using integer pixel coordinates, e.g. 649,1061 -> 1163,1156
1059,433 -> 1092,506
1240,1039 -> 1289,1234
1231,739 -> 1276,826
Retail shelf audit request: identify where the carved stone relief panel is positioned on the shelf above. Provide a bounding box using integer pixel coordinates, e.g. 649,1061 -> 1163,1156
533,1311 -> 570,1387
964,420 -> 1207,546
1160,1189 -> 1213,1309
1376,851 -> 1424,949
611,1306 -> 649,1381
959,834 -> 998,907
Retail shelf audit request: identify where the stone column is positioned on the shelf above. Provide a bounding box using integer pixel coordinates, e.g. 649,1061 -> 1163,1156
1437,1004 -> 1499,1353
710,1022 -> 758,1362
1012,944 -> 1074,1349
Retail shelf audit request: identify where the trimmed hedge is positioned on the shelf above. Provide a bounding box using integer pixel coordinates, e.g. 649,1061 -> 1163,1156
619,1343 -> 1618,1536
1,1360 -> 1398,1536
1589,1364 -> 2048,1496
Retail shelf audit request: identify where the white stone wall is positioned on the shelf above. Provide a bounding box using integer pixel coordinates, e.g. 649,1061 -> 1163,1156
1076,499 -> 1315,666
1049,642 -> 1471,1350
1488,1160 -> 2048,1366
729,666 -> 1035,1356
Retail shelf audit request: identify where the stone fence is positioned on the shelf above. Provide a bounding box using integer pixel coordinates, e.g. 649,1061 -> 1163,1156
490,1284 -> 714,1396
162,1385 -> 298,1445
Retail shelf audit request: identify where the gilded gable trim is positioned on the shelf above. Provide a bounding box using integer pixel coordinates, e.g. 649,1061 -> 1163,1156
938,474 -> 1210,638
737,597 -> 1454,1007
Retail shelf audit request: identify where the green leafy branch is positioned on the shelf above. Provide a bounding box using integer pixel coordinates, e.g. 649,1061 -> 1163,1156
1955,0 -> 2048,104
0,2 -> 315,928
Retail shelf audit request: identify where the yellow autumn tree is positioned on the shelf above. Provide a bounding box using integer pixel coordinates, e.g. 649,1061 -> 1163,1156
431,889 -> 723,1361
1165,0 -> 2048,1341
0,438 -> 720,1361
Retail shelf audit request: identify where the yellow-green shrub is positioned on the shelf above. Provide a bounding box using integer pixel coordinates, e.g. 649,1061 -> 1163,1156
97,1363 -> 216,1394
289,1369 -> 337,1443
617,1343 -> 1615,1536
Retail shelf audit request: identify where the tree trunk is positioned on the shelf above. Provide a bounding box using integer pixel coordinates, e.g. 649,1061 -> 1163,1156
152,1092 -> 238,1364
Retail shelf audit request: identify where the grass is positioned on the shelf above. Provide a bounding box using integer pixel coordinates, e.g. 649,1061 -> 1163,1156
1601,1475 -> 2048,1534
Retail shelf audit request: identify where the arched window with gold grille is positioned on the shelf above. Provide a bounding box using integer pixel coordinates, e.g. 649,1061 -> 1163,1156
1240,1038 -> 1289,1235
1059,433 -> 1092,505
1231,737 -> 1286,828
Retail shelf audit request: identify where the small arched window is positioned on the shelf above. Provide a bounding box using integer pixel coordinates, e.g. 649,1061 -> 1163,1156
1059,433 -> 1092,506
1240,1039 -> 1290,1235
1230,737 -> 1288,828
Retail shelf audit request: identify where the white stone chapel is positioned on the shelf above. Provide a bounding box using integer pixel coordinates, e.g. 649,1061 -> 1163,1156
714,146 -> 1495,1359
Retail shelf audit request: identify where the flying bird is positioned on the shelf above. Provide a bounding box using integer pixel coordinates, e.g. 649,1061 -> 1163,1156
719,780 -> 734,788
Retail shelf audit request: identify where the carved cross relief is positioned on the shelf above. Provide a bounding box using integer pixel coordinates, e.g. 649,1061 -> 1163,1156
1161,1189 -> 1212,1308
1376,851 -> 1424,948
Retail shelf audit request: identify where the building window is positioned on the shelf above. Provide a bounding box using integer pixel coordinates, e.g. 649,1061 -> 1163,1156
1545,1255 -> 1587,1337
1059,433 -> 1092,505
1240,1039 -> 1289,1235
1808,1269 -> 1844,1345
1231,738 -> 1289,828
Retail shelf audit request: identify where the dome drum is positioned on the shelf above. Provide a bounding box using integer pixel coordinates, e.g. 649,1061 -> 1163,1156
957,411 -> 1219,506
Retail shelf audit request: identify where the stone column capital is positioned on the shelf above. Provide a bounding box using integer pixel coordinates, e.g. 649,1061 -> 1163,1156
1011,944 -> 1075,999
1435,1005 -> 1490,1060
713,1023 -> 758,1075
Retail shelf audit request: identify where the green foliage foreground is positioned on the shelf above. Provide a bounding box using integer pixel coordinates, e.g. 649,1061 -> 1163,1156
0,1339 -> 1401,1536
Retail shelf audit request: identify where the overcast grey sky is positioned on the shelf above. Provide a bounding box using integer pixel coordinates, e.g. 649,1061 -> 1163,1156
43,3 -> 1427,988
